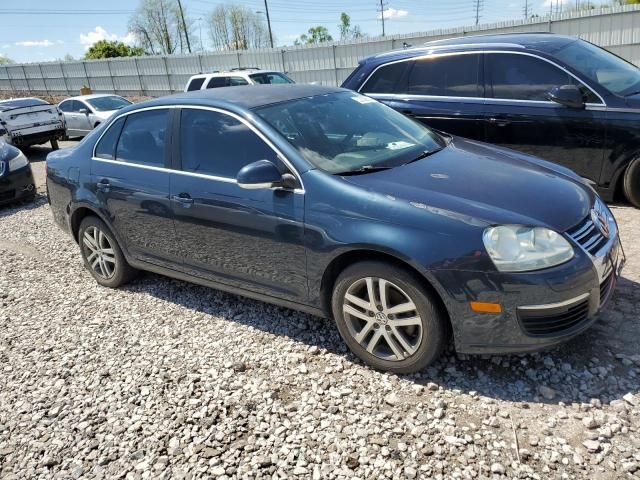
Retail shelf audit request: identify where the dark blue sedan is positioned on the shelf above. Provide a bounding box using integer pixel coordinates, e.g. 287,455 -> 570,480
0,140 -> 35,205
46,85 -> 624,373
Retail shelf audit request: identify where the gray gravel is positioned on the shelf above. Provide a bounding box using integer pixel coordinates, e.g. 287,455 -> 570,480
0,146 -> 639,479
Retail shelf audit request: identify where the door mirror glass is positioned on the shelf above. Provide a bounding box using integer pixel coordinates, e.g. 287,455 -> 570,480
79,108 -> 89,115
547,85 -> 585,109
237,160 -> 291,190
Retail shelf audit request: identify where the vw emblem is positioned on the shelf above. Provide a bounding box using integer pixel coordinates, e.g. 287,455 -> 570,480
591,206 -> 610,239
374,312 -> 388,324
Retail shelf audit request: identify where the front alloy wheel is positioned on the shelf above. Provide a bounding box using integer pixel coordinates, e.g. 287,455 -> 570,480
332,261 -> 448,373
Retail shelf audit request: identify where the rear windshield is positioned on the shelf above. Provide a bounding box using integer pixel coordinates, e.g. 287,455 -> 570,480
86,96 -> 132,112
0,98 -> 50,112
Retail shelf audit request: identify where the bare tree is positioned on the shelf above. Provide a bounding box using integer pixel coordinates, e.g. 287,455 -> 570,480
129,0 -> 195,55
207,4 -> 271,51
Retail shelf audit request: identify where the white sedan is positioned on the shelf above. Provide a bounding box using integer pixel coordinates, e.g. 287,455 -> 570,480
58,94 -> 132,138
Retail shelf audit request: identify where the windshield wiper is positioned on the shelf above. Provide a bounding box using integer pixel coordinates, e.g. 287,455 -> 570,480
335,165 -> 393,176
403,148 -> 443,165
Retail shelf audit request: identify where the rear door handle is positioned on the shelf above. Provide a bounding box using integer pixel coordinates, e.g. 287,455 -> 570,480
96,179 -> 110,193
488,117 -> 511,127
172,193 -> 194,207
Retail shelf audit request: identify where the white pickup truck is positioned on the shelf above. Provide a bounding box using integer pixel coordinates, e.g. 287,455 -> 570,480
0,97 -> 65,149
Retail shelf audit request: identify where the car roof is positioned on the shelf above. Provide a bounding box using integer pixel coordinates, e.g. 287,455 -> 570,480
128,84 -> 345,111
364,33 -> 579,63
189,69 -> 280,79
63,94 -> 122,101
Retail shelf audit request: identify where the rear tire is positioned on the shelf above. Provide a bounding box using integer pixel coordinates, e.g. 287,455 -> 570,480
78,216 -> 137,288
331,261 -> 448,374
50,139 -> 59,150
623,158 -> 640,208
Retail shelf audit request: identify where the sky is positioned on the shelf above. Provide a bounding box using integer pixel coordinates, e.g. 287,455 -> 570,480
0,0 -> 608,63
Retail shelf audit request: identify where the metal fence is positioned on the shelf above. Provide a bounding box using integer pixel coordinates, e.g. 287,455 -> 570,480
2,4 -> 640,97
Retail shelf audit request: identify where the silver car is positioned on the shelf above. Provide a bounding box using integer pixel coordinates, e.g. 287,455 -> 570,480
58,94 -> 132,138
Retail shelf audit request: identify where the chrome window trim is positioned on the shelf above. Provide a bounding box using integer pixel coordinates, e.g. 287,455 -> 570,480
91,104 -> 305,193
358,49 -> 606,106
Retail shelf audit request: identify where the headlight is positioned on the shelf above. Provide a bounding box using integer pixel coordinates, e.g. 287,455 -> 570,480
8,151 -> 29,172
483,225 -> 574,272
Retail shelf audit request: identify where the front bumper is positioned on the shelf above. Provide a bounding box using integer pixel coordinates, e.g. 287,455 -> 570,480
0,164 -> 36,205
434,219 -> 624,354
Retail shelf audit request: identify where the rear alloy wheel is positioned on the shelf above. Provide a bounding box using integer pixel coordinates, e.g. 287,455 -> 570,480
78,216 -> 137,288
623,158 -> 640,208
332,261 -> 448,373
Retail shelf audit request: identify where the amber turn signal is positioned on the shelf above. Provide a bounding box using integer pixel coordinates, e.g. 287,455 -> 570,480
470,301 -> 502,313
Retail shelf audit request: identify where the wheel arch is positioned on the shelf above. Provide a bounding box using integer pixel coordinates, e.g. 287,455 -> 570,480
319,249 -> 453,334
69,205 -> 109,243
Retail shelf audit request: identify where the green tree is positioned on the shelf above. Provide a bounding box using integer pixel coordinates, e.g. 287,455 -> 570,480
338,13 -> 365,41
84,40 -> 145,60
0,55 -> 13,65
294,26 -> 333,45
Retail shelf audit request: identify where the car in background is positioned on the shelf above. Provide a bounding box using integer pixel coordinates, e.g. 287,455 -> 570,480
58,94 -> 132,138
0,139 -> 35,205
46,85 -> 623,373
342,33 -> 640,208
184,68 -> 294,92
0,97 -> 64,150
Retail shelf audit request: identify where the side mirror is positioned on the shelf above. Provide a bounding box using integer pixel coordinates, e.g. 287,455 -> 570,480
237,160 -> 297,190
547,85 -> 585,109
79,108 -> 89,115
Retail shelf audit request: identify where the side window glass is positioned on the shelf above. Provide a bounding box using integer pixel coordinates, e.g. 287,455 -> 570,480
206,77 -> 227,89
408,54 -> 481,97
487,53 -> 597,102
360,61 -> 409,94
115,109 -> 168,167
229,77 -> 249,86
58,101 -> 71,112
95,117 -> 125,159
180,108 -> 278,178
187,77 -> 205,91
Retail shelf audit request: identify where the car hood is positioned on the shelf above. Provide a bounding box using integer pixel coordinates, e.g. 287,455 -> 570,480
343,137 -> 594,232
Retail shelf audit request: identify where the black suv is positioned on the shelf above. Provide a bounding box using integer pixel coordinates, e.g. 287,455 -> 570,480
342,33 -> 640,207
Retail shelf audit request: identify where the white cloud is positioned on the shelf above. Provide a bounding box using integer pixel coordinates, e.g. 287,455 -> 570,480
15,40 -> 56,47
79,26 -> 137,49
379,8 -> 409,19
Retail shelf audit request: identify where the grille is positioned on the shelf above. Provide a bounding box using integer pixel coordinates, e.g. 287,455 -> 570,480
519,299 -> 590,336
566,216 -> 608,255
599,270 -> 615,307
0,189 -> 15,202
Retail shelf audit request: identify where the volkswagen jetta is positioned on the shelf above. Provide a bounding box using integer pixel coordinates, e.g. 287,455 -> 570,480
46,85 -> 624,373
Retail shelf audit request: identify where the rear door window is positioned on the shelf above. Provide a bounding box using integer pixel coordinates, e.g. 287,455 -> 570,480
95,117 -> 125,159
229,77 -> 249,86
407,54 -> 482,97
486,53 -> 599,102
360,61 -> 410,94
187,77 -> 205,91
206,77 -> 228,89
115,109 -> 169,167
58,101 -> 72,112
179,108 -> 278,178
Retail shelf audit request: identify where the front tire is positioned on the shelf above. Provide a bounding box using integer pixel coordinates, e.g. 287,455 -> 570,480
331,261 -> 448,374
623,158 -> 640,208
78,216 -> 137,288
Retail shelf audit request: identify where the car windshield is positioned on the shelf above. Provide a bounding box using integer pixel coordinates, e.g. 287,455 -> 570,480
254,92 -> 444,174
249,72 -> 294,84
555,39 -> 640,96
86,96 -> 132,112
0,98 -> 49,111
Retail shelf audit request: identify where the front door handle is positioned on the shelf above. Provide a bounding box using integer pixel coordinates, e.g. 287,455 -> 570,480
96,179 -> 110,193
172,193 -> 194,207
488,117 -> 511,127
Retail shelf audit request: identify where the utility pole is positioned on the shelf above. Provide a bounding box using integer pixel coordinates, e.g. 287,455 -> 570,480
177,0 -> 192,53
474,0 -> 483,25
523,0 -> 529,19
379,0 -> 386,37
264,0 -> 274,48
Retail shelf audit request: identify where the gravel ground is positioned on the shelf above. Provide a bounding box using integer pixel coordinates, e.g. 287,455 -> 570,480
0,146 -> 639,479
